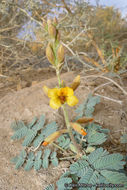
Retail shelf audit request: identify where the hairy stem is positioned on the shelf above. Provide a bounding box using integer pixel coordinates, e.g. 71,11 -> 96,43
62,104 -> 82,157
56,69 -> 61,87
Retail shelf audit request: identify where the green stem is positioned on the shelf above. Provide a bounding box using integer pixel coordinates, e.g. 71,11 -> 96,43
56,69 -> 61,87
52,142 -> 66,153
59,155 -> 77,160
62,104 -> 82,157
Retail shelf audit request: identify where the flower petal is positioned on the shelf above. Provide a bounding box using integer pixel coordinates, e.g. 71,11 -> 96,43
66,87 -> 74,96
66,95 -> 78,106
50,98 -> 61,109
48,88 -> 58,98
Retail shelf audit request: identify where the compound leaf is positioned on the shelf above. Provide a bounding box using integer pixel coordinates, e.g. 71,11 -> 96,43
42,149 -> 51,169
22,129 -> 37,146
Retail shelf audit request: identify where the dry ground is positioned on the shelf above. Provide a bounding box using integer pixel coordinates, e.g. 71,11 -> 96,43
0,69 -> 127,190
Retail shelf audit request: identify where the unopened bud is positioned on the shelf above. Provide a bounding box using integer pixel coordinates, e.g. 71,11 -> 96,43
47,19 -> 52,25
70,122 -> 87,136
46,43 -> 55,65
53,17 -> 58,26
48,24 -> 56,39
76,117 -> 94,124
57,44 -> 64,63
56,31 -> 60,41
70,75 -> 80,91
42,129 -> 67,146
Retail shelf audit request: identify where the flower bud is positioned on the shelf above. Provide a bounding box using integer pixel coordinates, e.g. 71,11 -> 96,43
76,117 -> 94,124
42,129 -> 67,146
70,75 -> 80,91
56,31 -> 60,41
53,17 -> 58,26
48,24 -> 56,39
70,122 -> 87,136
57,44 -> 64,63
46,43 -> 55,65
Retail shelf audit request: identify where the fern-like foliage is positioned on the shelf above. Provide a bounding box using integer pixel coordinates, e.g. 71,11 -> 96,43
22,129 -> 37,146
33,121 -> 58,148
74,94 -> 108,148
27,116 -> 38,129
70,159 -> 89,177
56,177 -> 72,190
42,149 -> 51,169
56,134 -> 71,149
11,149 -> 27,169
87,148 -> 125,170
11,115 -> 58,148
11,120 -> 26,131
11,115 -> 59,171
78,170 -> 100,190
34,150 -> 43,171
100,170 -> 127,189
44,184 -> 55,190
11,123 -> 28,140
24,152 -> 35,171
50,151 -> 58,167
32,115 -> 45,131
48,148 -> 127,190
75,94 -> 100,119
86,123 -> 108,146
10,98 -> 127,190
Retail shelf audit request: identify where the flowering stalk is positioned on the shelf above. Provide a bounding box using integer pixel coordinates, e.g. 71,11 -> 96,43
56,68 -> 61,88
43,18 -> 83,156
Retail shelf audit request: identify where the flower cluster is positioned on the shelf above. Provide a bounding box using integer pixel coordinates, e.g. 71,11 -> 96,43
44,18 -> 64,68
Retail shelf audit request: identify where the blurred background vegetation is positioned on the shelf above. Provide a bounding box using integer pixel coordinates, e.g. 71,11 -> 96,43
0,0 -> 127,77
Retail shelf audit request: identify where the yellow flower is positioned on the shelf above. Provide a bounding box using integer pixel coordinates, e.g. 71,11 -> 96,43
43,86 -> 78,109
